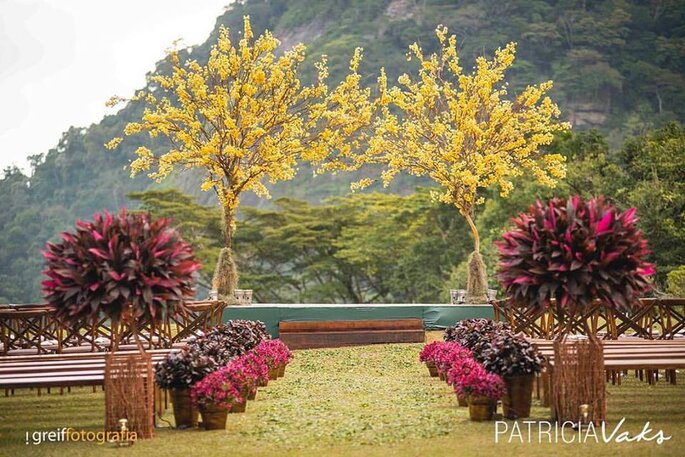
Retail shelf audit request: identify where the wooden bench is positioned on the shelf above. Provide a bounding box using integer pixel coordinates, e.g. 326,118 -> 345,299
0,348 -> 178,392
279,319 -> 425,349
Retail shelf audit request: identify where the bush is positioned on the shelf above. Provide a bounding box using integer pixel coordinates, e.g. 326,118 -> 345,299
667,266 -> 685,296
475,333 -> 544,377
496,196 -> 655,311
191,366 -> 244,410
154,347 -> 217,389
451,359 -> 505,400
42,210 -> 200,326
189,320 -> 270,365
443,319 -> 512,350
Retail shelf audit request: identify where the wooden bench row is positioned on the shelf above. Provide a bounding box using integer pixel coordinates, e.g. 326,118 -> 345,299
0,348 -> 179,390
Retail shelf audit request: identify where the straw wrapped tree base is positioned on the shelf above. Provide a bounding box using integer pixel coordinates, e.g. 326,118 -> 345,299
551,335 -> 606,424
105,351 -> 155,439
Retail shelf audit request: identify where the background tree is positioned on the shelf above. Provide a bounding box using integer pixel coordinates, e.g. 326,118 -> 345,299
107,16 -> 373,300
323,26 -> 569,302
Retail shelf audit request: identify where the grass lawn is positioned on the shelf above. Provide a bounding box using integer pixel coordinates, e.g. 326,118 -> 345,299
1,334 -> 683,456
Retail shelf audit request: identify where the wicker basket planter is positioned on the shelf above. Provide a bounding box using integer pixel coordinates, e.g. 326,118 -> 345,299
171,388 -> 199,428
426,361 -> 439,377
502,374 -> 535,419
199,404 -> 228,430
278,364 -> 286,377
468,395 -> 497,421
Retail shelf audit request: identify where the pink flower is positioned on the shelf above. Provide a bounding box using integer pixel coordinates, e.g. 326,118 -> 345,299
452,360 -> 505,400
191,367 -> 244,410
254,339 -> 293,368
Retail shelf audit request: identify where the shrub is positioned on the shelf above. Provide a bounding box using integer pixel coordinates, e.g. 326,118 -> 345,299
191,367 -> 244,410
42,210 -> 200,326
443,319 -> 512,350
220,358 -> 260,397
431,342 -> 473,374
496,196 -> 655,311
418,341 -> 445,363
189,320 -> 270,365
154,347 -> 217,389
237,351 -> 270,385
475,333 -> 544,377
667,266 -> 685,297
452,359 -> 506,400
253,339 -> 294,368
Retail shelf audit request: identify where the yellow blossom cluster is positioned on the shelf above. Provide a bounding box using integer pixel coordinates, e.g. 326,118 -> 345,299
107,16 -> 373,232
321,25 -> 569,249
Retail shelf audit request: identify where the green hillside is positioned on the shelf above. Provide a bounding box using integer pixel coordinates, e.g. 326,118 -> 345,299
2,0 -> 685,302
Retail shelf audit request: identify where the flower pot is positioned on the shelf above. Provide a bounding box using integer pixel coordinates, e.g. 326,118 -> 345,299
438,370 -> 446,381
268,367 -> 278,380
171,388 -> 199,428
426,361 -> 438,377
457,393 -> 468,407
199,404 -> 228,430
230,399 -> 247,413
258,377 -> 268,387
468,395 -> 497,421
277,364 -> 286,377
247,389 -> 257,401
503,374 -> 535,419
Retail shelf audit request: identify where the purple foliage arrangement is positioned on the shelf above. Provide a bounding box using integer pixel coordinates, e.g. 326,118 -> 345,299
496,196 -> 655,311
42,210 -> 201,326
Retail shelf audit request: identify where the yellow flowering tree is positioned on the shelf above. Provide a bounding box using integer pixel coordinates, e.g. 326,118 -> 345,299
107,16 -> 373,300
322,26 -> 570,302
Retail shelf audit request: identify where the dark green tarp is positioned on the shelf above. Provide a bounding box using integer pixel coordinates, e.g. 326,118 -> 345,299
223,304 -> 494,337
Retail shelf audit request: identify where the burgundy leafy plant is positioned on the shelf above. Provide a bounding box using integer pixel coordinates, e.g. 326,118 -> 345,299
42,210 -> 201,326
452,359 -> 506,400
154,347 -> 217,389
496,196 -> 655,311
443,319 -> 512,350
475,333 -> 544,377
189,320 -> 270,365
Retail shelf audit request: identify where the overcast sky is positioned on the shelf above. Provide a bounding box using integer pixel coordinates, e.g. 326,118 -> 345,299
0,0 -> 230,173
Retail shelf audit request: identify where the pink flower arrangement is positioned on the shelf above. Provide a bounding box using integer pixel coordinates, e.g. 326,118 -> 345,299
220,358 -> 259,397
433,343 -> 473,373
254,339 -> 293,368
419,341 -> 444,363
238,351 -> 269,384
452,359 -> 506,400
191,366 -> 245,410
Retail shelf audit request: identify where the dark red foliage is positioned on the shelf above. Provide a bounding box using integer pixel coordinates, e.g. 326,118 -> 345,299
42,210 -> 201,326
496,196 -> 655,311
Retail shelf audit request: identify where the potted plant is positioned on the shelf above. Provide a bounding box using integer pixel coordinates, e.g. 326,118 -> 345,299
220,360 -> 259,413
453,359 -> 506,421
446,356 -> 477,407
496,196 -> 655,423
434,343 -> 473,385
191,367 -> 244,430
238,351 -> 270,393
477,333 -> 544,419
444,319 -> 512,350
418,342 -> 445,377
42,209 -> 201,438
254,339 -> 292,380
189,320 -> 270,366
154,348 -> 217,428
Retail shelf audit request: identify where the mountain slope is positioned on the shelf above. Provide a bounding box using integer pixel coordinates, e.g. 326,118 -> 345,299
2,0 -> 685,302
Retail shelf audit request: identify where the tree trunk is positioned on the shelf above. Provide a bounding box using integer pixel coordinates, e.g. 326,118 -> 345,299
212,205 -> 238,301
464,213 -> 488,304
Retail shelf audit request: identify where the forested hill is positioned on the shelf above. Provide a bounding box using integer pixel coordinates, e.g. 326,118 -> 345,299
2,0 -> 685,302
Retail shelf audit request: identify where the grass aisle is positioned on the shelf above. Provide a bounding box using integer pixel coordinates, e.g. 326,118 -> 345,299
0,341 -> 683,456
